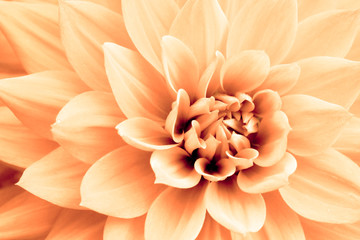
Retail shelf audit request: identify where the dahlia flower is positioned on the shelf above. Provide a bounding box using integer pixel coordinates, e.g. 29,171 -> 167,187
0,0 -> 360,239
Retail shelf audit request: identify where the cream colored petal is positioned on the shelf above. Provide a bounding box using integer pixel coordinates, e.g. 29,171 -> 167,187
0,2 -> 72,73
59,0 -> 134,91
122,0 -> 179,73
0,186 -> 61,240
282,94 -> 352,156
175,0 -> 187,8
346,31 -> 360,61
116,118 -> 178,151
252,63 -> 300,96
218,0 -> 245,22
336,0 -> 360,9
17,147 -> 89,209
81,146 -> 165,218
103,42 -> 172,122
0,71 -> 89,139
197,213 -> 232,240
297,0 -> 336,21
150,147 -> 201,189
221,50 -> 270,95
238,152 -> 297,194
78,0 -> 122,14
45,209 -> 106,240
145,183 -> 207,240
300,217 -> 360,240
279,149 -> 360,223
349,95 -> 360,117
205,177 -> 266,233
0,106 -> 57,168
170,0 -> 228,72
51,91 -> 125,164
288,57 -> 360,109
227,0 -> 298,64
284,9 -> 360,63
161,36 -> 200,102
104,215 -> 145,240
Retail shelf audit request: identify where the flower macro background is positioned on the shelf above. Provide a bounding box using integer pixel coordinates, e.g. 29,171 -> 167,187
0,0 -> 360,239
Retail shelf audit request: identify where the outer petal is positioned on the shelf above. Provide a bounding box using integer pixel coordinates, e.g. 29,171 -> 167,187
350,95 -> 360,117
205,177 -> 266,233
169,0 -> 228,71
145,183 -> 207,240
0,71 -> 89,139
288,57 -> 360,109
227,0 -> 298,64
0,31 -> 25,78
103,43 -> 172,122
346,31 -> 360,61
81,146 -> 165,218
0,186 -> 61,239
116,117 -> 178,151
279,149 -> 360,223
122,0 -> 179,73
17,147 -> 89,209
104,215 -> 145,240
284,9 -> 360,63
297,0 -> 336,21
59,0 -> 134,91
0,106 -> 57,168
197,213 -> 232,240
51,91 -> 125,164
218,0 -> 245,22
45,209 -> 106,240
282,94 -> 352,156
0,2 -> 72,73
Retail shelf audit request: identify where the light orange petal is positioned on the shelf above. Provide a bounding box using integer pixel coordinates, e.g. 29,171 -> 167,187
145,183 -> 207,240
253,90 -> 282,117
221,50 -> 270,95
0,31 -> 25,78
161,36 -> 200,101
103,42 -> 172,122
81,146 -> 165,218
205,177 -> 266,233
59,0 -> 134,91
150,147 -> 201,189
297,0 -> 336,21
104,215 -> 145,240
122,0 -> 179,73
288,57 -> 360,109
17,147 -> 89,209
336,0 -> 360,9
350,95 -> 360,117
279,149 -> 360,223
227,0 -> 298,64
197,213 -> 232,240
0,106 -> 57,168
169,0 -> 228,72
0,2 -> 72,73
284,9 -> 360,62
51,91 -> 125,164
80,0 -> 122,14
238,152 -> 297,194
45,209 -> 106,240
116,117 -> 178,151
218,0 -> 245,22
282,94 -> 352,156
0,71 -> 89,139
346,31 -> 360,61
0,186 -> 61,239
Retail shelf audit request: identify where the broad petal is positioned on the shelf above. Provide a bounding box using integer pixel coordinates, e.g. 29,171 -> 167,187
59,0 -> 134,91
45,209 -> 107,240
145,183 -> 207,240
346,31 -> 360,61
227,0 -> 298,64
205,177 -> 266,233
218,0 -> 245,22
288,57 -> 360,109
0,106 -> 57,168
51,91 -> 125,164
104,215 -> 146,240
238,152 -> 297,194
282,94 -> 352,156
0,31 -> 25,78
81,146 -> 165,218
221,50 -> 270,95
116,117 -> 178,151
150,147 -> 201,189
350,95 -> 360,117
297,0 -> 336,21
0,2 -> 72,73
0,186 -> 61,240
197,213 -> 232,240
170,0 -> 228,71
284,9 -> 360,62
161,36 -> 200,101
279,149 -> 360,223
122,0 -> 179,73
0,71 -> 89,139
17,147 -> 89,209
103,43 -> 172,122
253,90 -> 282,117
